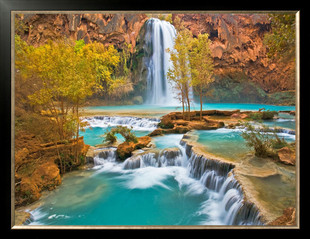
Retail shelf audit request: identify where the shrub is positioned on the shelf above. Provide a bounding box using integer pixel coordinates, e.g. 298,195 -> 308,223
249,110 -> 278,121
103,126 -> 138,144
240,123 -> 288,159
103,131 -> 117,144
158,121 -> 174,129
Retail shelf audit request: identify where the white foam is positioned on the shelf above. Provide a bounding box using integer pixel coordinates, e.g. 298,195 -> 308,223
82,116 -> 160,131
48,214 -> 71,220
122,167 -> 173,190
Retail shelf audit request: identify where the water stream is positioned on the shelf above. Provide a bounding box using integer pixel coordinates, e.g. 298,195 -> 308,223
144,18 -> 178,105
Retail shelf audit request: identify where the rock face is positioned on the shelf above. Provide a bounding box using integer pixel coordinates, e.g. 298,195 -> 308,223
15,133 -> 89,206
173,13 -> 295,94
19,13 -> 148,51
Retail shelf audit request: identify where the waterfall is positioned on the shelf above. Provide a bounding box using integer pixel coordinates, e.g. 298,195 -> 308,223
144,18 -> 178,105
183,141 -> 264,225
93,148 -> 117,166
123,148 -> 183,169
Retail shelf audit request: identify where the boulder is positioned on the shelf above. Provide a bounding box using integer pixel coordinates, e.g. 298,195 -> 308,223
240,113 -> 249,119
116,136 -> 152,160
32,161 -> 62,191
135,136 -> 152,149
277,147 -> 295,166
117,142 -> 136,161
19,177 -> 41,204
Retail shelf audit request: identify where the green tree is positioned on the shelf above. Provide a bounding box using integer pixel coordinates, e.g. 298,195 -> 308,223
264,13 -> 296,61
167,20 -> 193,120
103,126 -> 138,144
189,33 -> 214,120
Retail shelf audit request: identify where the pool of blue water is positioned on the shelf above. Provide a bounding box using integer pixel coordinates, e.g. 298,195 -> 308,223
80,127 -> 151,146
83,103 -> 295,117
28,165 -> 213,226
193,127 -> 295,160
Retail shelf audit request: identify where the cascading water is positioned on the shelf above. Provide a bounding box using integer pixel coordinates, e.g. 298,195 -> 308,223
121,137 -> 264,225
181,139 -> 264,225
26,138 -> 264,226
144,18 -> 178,105
83,116 -> 160,131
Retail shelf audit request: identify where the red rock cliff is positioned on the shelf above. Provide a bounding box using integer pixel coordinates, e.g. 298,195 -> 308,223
19,13 -> 148,52
173,13 -> 295,93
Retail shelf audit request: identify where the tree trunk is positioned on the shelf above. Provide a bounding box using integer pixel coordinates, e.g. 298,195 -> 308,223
76,101 -> 80,164
200,88 -> 203,121
185,83 -> 191,121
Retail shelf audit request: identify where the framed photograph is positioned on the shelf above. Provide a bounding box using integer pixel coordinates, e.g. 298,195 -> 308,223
4,2 -> 301,230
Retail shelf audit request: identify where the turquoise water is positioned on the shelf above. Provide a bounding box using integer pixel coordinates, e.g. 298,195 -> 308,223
83,103 -> 295,117
152,134 -> 184,149
27,103 -> 296,226
29,165 -> 213,226
194,127 -> 296,160
262,113 -> 295,130
80,127 -> 151,146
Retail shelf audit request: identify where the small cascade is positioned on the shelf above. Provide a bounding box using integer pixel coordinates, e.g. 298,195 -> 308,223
272,128 -> 295,135
90,132 -> 264,225
83,116 -> 160,131
186,150 -> 235,192
181,139 -> 264,225
219,175 -> 263,225
93,148 -> 117,166
123,148 -> 183,170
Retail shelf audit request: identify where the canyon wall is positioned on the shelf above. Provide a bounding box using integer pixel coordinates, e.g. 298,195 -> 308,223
17,13 -> 296,104
174,13 -> 295,93
19,13 -> 148,51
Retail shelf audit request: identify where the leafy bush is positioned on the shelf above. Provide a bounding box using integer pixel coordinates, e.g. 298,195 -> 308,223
103,131 -> 117,144
158,121 -> 174,129
240,123 -> 288,159
249,110 -> 278,121
103,126 -> 138,144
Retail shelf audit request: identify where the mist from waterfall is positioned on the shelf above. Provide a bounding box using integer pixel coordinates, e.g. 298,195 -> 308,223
144,18 -> 178,106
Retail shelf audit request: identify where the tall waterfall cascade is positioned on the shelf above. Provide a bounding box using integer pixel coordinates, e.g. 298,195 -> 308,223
144,18 -> 178,105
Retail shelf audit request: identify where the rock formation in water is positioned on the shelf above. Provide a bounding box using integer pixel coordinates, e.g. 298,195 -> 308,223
149,110 -> 231,136
116,136 -> 152,160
